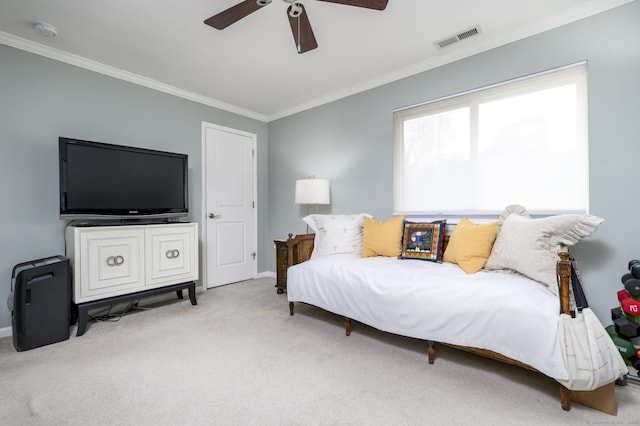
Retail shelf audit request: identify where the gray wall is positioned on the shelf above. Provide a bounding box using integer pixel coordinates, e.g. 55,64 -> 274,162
0,44 -> 269,330
268,1 -> 640,324
1,2 -> 637,331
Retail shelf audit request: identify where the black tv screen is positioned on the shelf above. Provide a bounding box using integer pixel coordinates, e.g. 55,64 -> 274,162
59,137 -> 188,220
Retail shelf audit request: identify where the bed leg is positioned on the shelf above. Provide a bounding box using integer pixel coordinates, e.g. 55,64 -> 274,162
345,317 -> 351,336
427,340 -> 435,364
559,385 -> 572,411
289,302 -> 294,316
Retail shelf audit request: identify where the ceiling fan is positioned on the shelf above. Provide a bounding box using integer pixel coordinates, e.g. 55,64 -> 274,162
204,0 -> 389,54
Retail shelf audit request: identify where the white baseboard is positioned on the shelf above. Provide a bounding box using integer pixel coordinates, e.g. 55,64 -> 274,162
257,271 -> 276,279
0,326 -> 12,338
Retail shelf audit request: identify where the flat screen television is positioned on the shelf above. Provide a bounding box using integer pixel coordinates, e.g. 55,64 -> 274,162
59,137 -> 188,220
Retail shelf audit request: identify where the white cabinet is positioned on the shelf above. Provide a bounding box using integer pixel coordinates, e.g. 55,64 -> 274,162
66,223 -> 198,303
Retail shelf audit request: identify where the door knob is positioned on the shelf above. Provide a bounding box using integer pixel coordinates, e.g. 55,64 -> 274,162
208,213 -> 222,219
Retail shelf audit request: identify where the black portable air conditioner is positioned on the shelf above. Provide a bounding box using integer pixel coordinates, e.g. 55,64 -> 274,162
8,255 -> 71,351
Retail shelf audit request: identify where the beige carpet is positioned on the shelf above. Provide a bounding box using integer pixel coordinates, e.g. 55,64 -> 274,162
1,278 -> 639,425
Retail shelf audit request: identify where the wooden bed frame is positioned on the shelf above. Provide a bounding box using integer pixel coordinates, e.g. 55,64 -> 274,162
281,233 -> 589,412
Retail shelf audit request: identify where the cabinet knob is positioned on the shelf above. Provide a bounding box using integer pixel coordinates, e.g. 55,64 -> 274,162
106,255 -> 124,266
165,249 -> 180,259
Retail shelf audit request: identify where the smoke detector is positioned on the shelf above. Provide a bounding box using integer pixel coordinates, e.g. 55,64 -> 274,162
34,22 -> 58,38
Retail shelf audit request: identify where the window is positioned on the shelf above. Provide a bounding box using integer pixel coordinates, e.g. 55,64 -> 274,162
393,63 -> 588,218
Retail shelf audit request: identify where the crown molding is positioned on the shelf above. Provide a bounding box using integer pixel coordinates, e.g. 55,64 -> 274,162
0,0 -> 632,123
0,31 -> 268,123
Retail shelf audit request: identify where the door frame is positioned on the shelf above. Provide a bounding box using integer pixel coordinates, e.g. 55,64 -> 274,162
200,121 -> 258,288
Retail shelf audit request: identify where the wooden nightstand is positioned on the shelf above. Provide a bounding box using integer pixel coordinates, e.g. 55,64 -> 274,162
274,239 -> 289,294
274,233 -> 315,294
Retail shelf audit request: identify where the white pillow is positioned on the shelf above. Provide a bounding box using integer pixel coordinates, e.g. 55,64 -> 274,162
484,207 -> 603,295
303,214 -> 371,257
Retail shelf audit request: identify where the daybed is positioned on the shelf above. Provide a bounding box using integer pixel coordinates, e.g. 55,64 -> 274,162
283,207 -> 627,413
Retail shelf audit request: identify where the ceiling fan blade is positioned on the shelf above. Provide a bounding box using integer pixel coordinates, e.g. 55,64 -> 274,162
316,0 -> 388,10
204,0 -> 268,30
287,4 -> 318,54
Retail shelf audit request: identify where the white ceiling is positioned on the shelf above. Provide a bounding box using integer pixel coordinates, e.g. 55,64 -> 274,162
0,0 -> 631,121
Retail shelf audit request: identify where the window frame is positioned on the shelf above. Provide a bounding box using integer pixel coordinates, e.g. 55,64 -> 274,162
392,62 -> 589,221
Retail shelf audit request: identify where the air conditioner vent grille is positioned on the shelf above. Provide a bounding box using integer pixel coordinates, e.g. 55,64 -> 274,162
457,27 -> 479,40
435,25 -> 482,49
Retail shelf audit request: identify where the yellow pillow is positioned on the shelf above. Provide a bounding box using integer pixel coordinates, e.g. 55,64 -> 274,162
361,216 -> 405,258
443,217 -> 498,273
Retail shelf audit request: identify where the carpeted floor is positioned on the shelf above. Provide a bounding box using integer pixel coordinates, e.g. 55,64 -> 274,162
1,277 -> 639,425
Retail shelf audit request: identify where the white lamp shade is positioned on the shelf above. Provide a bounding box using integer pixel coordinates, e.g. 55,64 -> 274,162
295,179 -> 330,205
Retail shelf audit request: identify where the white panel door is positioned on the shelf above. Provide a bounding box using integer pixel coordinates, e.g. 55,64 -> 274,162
203,123 -> 256,288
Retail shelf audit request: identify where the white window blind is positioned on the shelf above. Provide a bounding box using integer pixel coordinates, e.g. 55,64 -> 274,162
393,63 -> 588,218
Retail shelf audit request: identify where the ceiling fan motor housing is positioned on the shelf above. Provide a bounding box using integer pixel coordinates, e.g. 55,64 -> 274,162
288,3 -> 303,18
280,0 -> 303,17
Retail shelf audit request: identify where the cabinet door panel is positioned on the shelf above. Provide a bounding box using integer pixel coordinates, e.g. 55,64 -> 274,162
146,225 -> 198,287
78,230 -> 145,302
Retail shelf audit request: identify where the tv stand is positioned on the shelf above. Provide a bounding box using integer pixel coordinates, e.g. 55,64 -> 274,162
73,281 -> 197,336
65,222 -> 199,335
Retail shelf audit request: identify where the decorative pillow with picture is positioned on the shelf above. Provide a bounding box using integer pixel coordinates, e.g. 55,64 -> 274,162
399,220 -> 447,263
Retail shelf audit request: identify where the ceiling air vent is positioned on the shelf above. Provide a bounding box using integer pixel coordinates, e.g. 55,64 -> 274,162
435,25 -> 482,49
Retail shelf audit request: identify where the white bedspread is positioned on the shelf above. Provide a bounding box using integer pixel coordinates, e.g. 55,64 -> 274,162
287,254 -> 569,380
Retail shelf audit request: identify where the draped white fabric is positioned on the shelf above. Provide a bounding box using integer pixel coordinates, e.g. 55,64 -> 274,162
287,254 -> 568,380
557,309 -> 627,391
288,254 -> 626,389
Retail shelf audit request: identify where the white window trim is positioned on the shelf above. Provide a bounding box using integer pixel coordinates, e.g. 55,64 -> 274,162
393,62 -> 589,221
